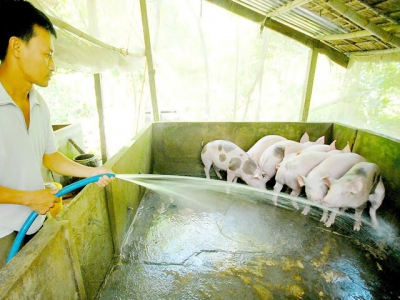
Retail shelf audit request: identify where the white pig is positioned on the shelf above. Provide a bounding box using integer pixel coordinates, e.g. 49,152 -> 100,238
272,151 -> 335,209
298,140 -> 336,154
322,162 -> 385,231
298,153 -> 366,222
258,140 -> 314,183
258,142 -> 285,182
201,140 -> 267,189
247,135 -> 287,164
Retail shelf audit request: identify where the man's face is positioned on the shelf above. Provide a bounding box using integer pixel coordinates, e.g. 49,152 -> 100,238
19,25 -> 55,87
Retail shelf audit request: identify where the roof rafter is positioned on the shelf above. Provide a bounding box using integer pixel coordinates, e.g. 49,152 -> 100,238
348,47 -> 400,56
351,0 -> 399,25
316,25 -> 400,41
326,0 -> 400,48
264,0 -> 313,18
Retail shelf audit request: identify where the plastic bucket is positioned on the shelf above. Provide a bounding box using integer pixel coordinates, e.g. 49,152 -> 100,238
71,154 -> 99,194
73,153 -> 99,167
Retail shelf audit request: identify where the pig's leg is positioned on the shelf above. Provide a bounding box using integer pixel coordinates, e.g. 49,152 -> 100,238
301,205 -> 311,216
325,209 -> 338,227
369,200 -> 380,228
202,159 -> 212,179
368,179 -> 385,228
320,209 -> 329,223
325,207 -> 346,227
226,171 -> 236,184
353,203 -> 367,231
289,189 -> 300,210
225,171 -> 237,194
369,205 -> 379,228
213,166 -> 223,179
272,182 -> 284,206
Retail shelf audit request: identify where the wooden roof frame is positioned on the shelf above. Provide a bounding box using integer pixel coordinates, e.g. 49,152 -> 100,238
207,0 -> 350,68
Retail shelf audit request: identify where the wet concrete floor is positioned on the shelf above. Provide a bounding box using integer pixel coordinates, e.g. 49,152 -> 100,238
97,186 -> 400,300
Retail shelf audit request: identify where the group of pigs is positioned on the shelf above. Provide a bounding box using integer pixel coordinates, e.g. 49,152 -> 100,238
200,133 -> 385,231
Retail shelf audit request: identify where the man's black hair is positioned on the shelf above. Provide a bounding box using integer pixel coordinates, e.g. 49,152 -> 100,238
0,0 -> 57,61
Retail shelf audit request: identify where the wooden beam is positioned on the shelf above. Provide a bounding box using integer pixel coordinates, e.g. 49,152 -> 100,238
140,0 -> 160,122
327,0 -> 400,49
206,0 -> 349,68
316,25 -> 400,41
94,74 -> 108,164
265,0 -> 313,18
348,47 -> 400,56
301,48 -> 318,122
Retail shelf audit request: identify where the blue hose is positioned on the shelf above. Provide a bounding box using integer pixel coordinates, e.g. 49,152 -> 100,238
6,173 -> 115,263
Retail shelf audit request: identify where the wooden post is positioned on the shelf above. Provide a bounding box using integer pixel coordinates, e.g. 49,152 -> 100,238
94,73 -> 108,164
301,48 -> 318,122
140,0 -> 160,122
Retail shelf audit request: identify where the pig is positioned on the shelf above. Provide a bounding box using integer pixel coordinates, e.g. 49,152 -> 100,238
259,134 -> 328,184
321,162 -> 385,231
201,140 -> 267,189
272,151 -> 335,209
247,135 -> 287,164
258,139 -> 314,183
298,153 -> 366,222
297,140 -> 336,154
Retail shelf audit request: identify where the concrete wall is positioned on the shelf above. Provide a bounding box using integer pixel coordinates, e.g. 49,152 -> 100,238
0,220 -> 86,299
152,122 -> 333,176
0,122 -> 398,299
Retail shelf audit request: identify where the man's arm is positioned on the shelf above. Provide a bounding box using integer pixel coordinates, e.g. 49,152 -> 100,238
0,185 -> 60,215
42,151 -> 114,187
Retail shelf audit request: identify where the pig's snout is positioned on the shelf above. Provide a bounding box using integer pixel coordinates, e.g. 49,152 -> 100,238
262,174 -> 272,183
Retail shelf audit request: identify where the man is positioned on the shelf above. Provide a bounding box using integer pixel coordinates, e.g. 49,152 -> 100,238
0,0 -> 114,267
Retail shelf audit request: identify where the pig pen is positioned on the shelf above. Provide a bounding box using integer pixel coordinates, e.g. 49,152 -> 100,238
0,122 -> 399,299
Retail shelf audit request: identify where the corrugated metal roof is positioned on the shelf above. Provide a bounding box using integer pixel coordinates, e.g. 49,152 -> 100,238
213,0 -> 400,58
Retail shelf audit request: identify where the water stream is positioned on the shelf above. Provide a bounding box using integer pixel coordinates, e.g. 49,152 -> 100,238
96,174 -> 400,299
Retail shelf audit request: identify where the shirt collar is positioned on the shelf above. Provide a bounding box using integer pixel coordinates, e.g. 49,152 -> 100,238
0,82 -> 39,107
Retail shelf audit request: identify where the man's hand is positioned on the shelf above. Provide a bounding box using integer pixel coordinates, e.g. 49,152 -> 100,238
26,189 -> 61,215
90,167 -> 115,187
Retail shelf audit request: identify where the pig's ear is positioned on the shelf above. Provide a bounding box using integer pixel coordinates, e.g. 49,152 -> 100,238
300,132 -> 309,143
298,175 -> 307,187
315,136 -> 325,145
329,140 -> 336,151
322,176 -> 334,187
349,178 -> 363,193
342,142 -> 351,153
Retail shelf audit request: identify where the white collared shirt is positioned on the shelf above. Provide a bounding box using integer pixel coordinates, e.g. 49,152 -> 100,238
0,83 -> 58,238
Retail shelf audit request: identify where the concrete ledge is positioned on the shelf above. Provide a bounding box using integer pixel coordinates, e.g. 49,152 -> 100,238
0,219 -> 86,299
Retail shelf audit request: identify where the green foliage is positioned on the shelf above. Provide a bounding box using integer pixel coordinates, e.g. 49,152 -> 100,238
309,58 -> 400,139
